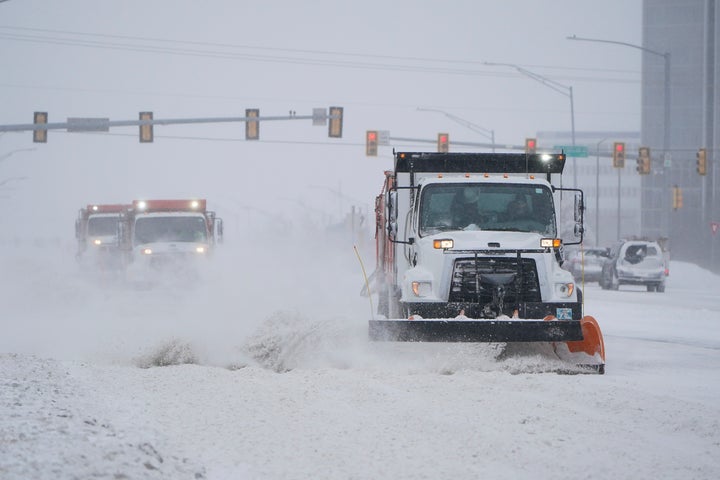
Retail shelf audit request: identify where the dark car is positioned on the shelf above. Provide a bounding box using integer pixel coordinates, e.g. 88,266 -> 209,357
564,247 -> 610,282
599,240 -> 667,292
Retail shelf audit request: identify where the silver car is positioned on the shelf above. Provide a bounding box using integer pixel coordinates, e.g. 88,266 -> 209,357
600,240 -> 667,292
564,247 -> 609,282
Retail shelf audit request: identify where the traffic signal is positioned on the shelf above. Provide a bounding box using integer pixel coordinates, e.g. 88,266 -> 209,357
636,147 -> 651,174
612,142 -> 625,168
672,185 -> 683,210
697,148 -> 707,175
366,130 -> 378,156
328,106 -> 343,138
437,133 -> 449,153
245,109 -> 259,140
138,111 -> 153,143
33,111 -> 48,143
525,138 -> 536,154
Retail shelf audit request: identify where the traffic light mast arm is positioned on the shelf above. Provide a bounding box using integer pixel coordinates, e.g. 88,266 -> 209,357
0,110 -> 341,133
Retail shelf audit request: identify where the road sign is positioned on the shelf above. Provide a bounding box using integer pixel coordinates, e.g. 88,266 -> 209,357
67,117 -> 110,132
553,145 -> 588,158
312,108 -> 326,126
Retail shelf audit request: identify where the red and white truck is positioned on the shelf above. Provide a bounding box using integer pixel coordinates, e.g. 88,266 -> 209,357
119,199 -> 223,281
75,203 -> 129,269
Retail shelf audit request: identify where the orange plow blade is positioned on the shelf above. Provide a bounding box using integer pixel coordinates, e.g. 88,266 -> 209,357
566,316 -> 606,361
545,315 -> 606,374
563,315 -> 605,374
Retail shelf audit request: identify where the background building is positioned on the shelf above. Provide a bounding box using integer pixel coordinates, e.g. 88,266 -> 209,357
643,0 -> 720,272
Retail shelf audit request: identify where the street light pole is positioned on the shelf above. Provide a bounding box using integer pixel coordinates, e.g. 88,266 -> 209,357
567,35 -> 671,236
483,62 -> 577,184
567,35 -> 670,157
417,107 -> 496,152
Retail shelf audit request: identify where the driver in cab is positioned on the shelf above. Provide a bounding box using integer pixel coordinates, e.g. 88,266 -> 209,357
505,198 -> 531,221
452,188 -> 483,229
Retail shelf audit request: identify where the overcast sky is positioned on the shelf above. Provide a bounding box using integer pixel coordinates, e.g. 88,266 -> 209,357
0,1 -> 642,238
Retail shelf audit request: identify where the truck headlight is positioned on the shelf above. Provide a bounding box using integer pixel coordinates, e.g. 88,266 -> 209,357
141,248 -> 153,255
195,246 -> 206,254
411,281 -> 432,297
93,239 -> 102,246
541,238 -> 562,249
433,239 -> 454,249
556,282 -> 574,298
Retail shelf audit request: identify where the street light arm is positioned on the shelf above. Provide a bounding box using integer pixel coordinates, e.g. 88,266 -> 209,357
567,34 -> 669,59
416,107 -> 495,141
483,62 -> 571,98
0,147 -> 36,163
484,60 -> 576,150
0,176 -> 29,188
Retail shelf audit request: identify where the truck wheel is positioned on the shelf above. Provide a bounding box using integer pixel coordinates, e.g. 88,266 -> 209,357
656,283 -> 666,293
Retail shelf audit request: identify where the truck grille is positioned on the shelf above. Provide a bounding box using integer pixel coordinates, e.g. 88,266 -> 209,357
449,257 -> 541,304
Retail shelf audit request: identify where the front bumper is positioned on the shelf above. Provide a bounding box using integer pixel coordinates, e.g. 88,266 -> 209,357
369,318 -> 583,342
402,301 -> 582,321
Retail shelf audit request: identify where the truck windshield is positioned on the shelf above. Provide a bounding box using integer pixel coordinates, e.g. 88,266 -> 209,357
419,183 -> 556,236
87,216 -> 119,237
134,216 -> 208,244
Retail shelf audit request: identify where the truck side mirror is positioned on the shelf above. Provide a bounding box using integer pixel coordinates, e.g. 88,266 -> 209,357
574,194 -> 584,222
388,221 -> 398,238
386,191 -> 397,239
117,221 -> 126,246
216,218 -> 224,244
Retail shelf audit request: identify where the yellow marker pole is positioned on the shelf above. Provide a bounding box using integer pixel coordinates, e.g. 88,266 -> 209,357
353,245 -> 375,320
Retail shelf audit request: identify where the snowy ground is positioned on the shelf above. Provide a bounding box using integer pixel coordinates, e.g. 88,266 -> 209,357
1,238 -> 719,479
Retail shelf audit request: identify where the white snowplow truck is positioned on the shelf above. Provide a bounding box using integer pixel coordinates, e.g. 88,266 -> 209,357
370,151 -> 605,373
119,199 -> 223,281
75,203 -> 129,270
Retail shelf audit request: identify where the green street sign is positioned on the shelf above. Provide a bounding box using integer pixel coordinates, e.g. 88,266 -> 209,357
554,145 -> 588,158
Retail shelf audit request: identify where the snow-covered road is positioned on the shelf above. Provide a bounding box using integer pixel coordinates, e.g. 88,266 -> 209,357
2,242 -> 719,479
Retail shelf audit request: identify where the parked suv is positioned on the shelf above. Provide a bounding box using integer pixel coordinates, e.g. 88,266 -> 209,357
600,240 -> 667,292
564,247 -> 610,282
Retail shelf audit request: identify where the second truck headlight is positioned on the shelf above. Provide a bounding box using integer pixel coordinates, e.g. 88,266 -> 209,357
411,281 -> 432,297
555,282 -> 575,298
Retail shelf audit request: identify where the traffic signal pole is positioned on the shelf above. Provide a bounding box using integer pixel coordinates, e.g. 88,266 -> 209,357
0,108 -> 344,142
